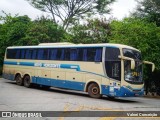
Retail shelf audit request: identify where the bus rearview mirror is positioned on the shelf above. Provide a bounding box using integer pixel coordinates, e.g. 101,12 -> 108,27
143,61 -> 155,72
131,60 -> 135,70
118,56 -> 135,70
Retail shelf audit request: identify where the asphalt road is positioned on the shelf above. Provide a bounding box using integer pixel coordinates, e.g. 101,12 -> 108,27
0,78 -> 160,120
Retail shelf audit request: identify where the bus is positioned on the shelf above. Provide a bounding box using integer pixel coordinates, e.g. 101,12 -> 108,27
2,43 -> 155,98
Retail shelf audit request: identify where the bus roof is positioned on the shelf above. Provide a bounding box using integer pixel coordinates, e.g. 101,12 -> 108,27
7,43 -> 139,51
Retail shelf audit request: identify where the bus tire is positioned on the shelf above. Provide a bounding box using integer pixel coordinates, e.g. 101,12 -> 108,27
15,74 -> 23,86
23,75 -> 32,88
88,83 -> 101,98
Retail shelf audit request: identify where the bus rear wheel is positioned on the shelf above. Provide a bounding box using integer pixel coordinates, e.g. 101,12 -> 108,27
88,83 -> 101,98
24,75 -> 32,88
15,74 -> 23,86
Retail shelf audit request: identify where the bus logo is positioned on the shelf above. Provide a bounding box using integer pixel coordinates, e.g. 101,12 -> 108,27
2,112 -> 11,117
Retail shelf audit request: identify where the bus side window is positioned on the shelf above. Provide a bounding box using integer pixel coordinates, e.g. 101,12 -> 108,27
55,49 -> 60,60
70,49 -> 77,61
50,49 -> 57,60
37,49 -> 44,60
32,49 -> 37,59
15,49 -> 20,59
87,48 -> 96,61
60,49 -> 65,60
25,49 -> 32,59
43,49 -> 49,60
7,49 -> 16,59
77,48 -> 83,61
37,49 -> 49,60
20,49 -> 25,59
83,48 -> 87,61
94,48 -> 102,62
82,48 -> 102,62
64,48 -> 70,61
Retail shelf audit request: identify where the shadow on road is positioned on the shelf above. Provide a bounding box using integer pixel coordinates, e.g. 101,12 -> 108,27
102,97 -> 139,103
6,81 -> 140,103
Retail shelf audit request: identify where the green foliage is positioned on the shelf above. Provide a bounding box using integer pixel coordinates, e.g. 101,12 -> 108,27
22,16 -> 69,45
132,0 -> 160,26
69,18 -> 111,43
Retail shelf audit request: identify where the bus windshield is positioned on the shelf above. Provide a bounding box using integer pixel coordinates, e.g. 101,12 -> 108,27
123,48 -> 143,84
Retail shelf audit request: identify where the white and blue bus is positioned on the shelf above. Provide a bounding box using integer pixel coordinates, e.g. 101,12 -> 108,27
2,43 -> 155,98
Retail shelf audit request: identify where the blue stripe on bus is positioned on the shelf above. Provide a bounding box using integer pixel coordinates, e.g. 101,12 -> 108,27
4,61 -> 17,65
3,73 -> 15,81
20,62 -> 35,66
60,64 -> 80,71
32,76 -> 85,91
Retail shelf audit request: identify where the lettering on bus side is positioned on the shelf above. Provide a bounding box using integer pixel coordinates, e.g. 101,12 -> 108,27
34,63 -> 43,67
43,63 -> 60,68
34,63 -> 60,68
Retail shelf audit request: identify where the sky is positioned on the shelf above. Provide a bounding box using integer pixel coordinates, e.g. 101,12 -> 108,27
0,0 -> 137,20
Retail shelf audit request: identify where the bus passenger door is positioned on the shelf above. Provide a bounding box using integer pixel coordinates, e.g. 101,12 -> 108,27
105,47 -> 121,96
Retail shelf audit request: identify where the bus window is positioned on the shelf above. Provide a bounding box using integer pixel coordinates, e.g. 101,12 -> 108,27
82,48 -> 102,62
25,49 -> 32,59
50,49 -> 57,60
15,49 -> 20,59
60,49 -> 65,60
55,49 -> 61,60
20,49 -> 25,59
77,48 -> 83,61
87,48 -> 96,61
83,48 -> 87,61
32,49 -> 37,59
70,49 -> 78,61
105,47 -> 121,81
37,49 -> 49,60
64,49 -> 70,61
43,49 -> 49,60
7,49 -> 16,59
94,48 -> 102,62
37,49 -> 44,60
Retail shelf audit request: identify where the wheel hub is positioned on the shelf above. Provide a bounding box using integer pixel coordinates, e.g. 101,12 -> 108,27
92,87 -> 99,94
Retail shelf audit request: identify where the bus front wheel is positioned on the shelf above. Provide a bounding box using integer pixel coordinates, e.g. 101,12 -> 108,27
88,83 -> 101,98
24,75 -> 32,88
15,74 -> 23,86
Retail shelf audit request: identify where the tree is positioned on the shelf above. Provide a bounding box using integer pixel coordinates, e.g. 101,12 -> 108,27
132,0 -> 160,26
69,18 -> 111,43
26,0 -> 115,30
23,16 -> 71,45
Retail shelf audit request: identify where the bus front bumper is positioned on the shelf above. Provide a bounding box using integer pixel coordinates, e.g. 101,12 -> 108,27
102,85 -> 144,97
